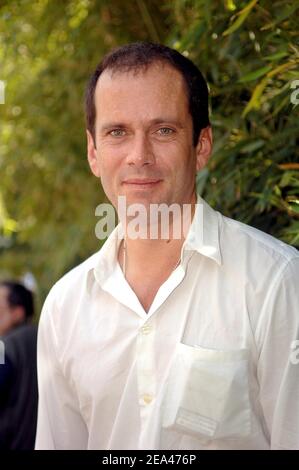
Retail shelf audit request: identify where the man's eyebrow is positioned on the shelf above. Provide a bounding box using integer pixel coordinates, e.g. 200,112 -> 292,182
149,118 -> 184,128
99,123 -> 126,132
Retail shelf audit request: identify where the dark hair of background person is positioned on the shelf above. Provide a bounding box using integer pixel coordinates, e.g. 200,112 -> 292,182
0,281 -> 34,320
85,42 -> 210,147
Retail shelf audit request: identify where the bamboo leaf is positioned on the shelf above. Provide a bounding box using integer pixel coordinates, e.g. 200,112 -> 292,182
264,51 -> 288,62
242,61 -> 296,116
242,77 -> 268,116
239,65 -> 272,83
223,0 -> 258,36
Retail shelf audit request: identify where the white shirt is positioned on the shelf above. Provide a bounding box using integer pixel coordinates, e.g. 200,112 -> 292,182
35,195 -> 299,450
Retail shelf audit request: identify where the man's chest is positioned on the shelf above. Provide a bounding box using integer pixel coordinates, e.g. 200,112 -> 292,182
62,284 -> 257,410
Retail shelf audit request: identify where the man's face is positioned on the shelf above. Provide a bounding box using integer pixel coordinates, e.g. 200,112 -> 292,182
87,62 -> 212,210
0,286 -> 13,335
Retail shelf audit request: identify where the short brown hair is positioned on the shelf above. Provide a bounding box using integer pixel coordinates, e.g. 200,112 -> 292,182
85,42 -> 210,146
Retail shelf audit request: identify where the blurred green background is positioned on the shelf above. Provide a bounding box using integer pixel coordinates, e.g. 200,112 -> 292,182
0,0 -> 298,312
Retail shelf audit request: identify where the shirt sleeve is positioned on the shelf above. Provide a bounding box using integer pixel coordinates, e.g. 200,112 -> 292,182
255,256 -> 299,449
35,288 -> 88,450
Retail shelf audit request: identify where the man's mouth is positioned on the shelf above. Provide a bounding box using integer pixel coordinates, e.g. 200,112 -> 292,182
122,178 -> 162,187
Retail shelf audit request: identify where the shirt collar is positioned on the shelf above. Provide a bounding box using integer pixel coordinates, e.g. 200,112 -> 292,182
93,223 -> 124,287
182,194 -> 222,266
93,193 -> 222,287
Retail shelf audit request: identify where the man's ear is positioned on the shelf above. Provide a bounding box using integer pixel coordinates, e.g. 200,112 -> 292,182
87,129 -> 101,178
195,126 -> 213,171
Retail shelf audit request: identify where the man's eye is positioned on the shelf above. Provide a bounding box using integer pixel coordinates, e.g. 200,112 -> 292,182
157,127 -> 174,136
109,129 -> 126,137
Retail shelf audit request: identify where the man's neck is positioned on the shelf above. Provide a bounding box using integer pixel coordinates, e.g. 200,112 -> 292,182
118,194 -> 197,278
117,195 -> 197,312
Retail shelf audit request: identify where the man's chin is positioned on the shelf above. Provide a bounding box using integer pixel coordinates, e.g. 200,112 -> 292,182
119,193 -> 161,208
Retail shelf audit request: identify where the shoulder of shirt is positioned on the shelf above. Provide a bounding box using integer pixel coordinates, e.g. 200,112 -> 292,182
2,322 -> 36,339
46,247 -> 103,303
219,212 -> 299,265
1,324 -> 37,358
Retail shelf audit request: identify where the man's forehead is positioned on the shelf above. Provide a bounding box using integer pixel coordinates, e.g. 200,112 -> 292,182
95,61 -> 184,93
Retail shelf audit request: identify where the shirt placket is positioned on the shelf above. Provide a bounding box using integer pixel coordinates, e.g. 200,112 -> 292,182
136,318 -> 157,431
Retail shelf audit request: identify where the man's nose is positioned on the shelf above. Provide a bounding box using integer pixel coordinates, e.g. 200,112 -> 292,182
126,132 -> 155,167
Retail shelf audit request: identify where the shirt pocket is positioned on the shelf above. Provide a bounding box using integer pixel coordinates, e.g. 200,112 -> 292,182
162,342 -> 251,441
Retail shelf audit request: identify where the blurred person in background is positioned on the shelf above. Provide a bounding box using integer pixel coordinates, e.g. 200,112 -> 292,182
0,281 -> 38,449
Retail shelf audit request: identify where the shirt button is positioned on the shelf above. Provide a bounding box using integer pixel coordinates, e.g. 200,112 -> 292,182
140,324 -> 152,335
143,394 -> 153,405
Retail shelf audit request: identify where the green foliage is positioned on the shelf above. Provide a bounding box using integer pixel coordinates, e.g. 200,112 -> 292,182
0,0 -> 298,305
0,0 -> 171,302
171,0 -> 299,245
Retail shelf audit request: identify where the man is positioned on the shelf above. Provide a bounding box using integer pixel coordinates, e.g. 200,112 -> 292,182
35,42 -> 299,450
0,281 -> 38,449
